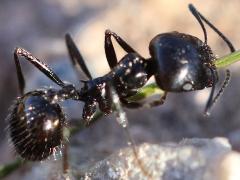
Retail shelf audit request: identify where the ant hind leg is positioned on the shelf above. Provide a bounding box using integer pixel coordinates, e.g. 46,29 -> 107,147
147,92 -> 167,108
14,47 -> 65,95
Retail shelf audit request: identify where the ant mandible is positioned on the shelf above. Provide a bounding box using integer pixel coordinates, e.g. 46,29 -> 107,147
7,4 -> 234,162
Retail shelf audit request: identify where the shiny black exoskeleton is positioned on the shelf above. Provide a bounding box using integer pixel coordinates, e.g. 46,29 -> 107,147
75,52 -> 151,121
150,32 -> 216,92
7,4 -> 234,161
7,51 -> 80,161
8,91 -> 65,160
72,4 -> 234,117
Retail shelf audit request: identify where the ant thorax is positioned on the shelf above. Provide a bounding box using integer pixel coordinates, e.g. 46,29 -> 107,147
109,53 -> 149,97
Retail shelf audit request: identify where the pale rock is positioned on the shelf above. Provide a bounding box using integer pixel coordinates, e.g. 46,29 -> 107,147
80,138 -> 240,180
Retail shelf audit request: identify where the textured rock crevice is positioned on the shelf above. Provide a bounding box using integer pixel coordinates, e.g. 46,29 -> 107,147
80,138 -> 240,180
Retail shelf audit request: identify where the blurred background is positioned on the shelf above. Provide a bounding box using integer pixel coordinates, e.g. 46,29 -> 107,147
1,0 -> 240,179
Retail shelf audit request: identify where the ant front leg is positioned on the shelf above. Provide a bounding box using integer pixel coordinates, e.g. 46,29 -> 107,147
146,92 -> 168,108
65,34 -> 93,80
104,29 -> 140,69
109,84 -> 152,178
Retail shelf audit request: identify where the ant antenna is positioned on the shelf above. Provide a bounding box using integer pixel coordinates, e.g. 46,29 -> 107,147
189,4 -> 234,115
189,4 -> 235,52
108,83 -> 152,178
204,67 -> 216,116
188,4 -> 208,43
205,69 -> 231,115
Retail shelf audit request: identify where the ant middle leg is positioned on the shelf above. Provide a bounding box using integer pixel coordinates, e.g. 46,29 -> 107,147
147,91 -> 167,108
104,29 -> 140,69
65,34 -> 93,80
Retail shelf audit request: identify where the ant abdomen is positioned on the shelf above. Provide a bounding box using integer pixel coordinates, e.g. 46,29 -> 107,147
8,90 -> 65,161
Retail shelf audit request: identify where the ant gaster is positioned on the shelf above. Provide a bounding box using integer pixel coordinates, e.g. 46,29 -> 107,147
7,4 -> 234,161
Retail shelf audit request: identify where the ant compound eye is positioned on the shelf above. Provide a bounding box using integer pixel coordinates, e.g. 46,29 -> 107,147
7,91 -> 65,161
182,82 -> 193,91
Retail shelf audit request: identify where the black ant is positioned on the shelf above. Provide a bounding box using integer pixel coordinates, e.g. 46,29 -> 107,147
7,3 -> 234,170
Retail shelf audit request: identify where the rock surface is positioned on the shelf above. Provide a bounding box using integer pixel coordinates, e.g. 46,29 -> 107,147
79,138 -> 240,180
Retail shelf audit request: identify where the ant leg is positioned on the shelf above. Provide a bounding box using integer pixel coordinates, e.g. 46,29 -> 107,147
104,30 -> 118,69
120,98 -> 144,108
121,92 -> 167,108
147,92 -> 167,108
82,100 -> 97,125
108,83 -> 152,178
97,85 -> 113,115
65,34 -> 93,79
14,47 -> 65,95
105,29 -> 140,69
62,140 -> 69,174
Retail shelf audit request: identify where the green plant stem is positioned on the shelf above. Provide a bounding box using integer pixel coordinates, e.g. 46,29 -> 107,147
1,50 -> 240,178
215,50 -> 240,68
127,83 -> 163,101
0,158 -> 25,178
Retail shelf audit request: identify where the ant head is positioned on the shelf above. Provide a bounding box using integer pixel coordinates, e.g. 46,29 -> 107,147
149,32 -> 216,92
7,90 -> 65,161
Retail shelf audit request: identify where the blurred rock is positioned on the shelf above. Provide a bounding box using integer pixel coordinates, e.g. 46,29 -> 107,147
80,138 -> 240,180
